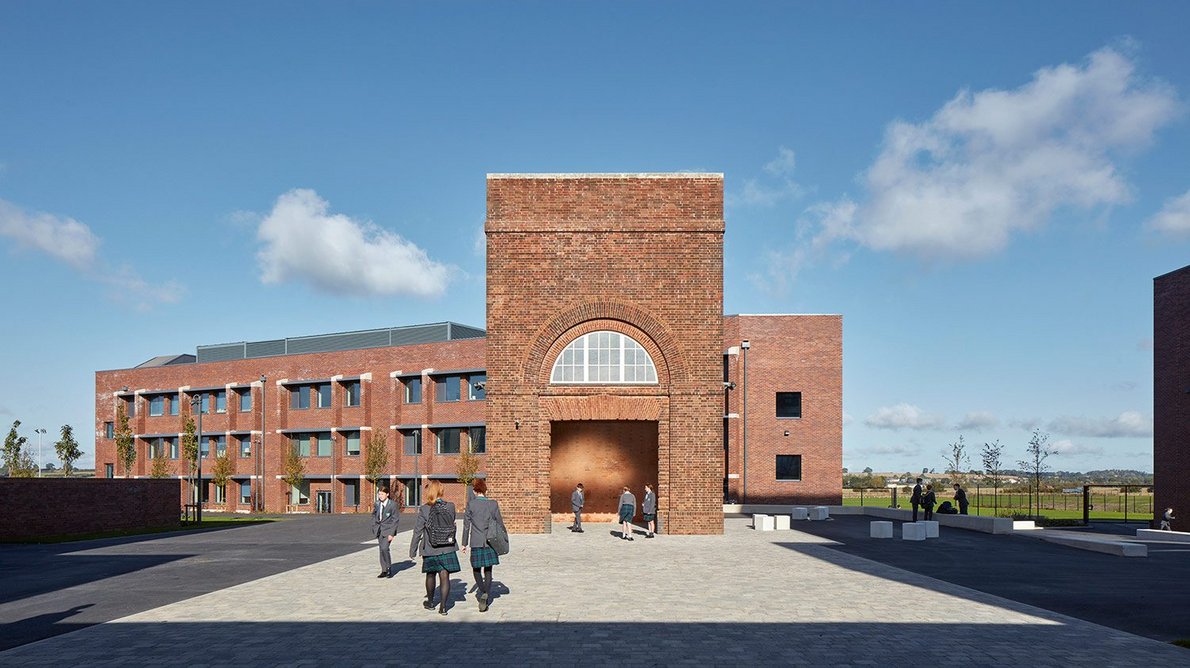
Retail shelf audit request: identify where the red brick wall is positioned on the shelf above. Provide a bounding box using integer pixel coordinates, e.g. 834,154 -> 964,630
485,174 -> 725,534
0,478 -> 180,540
724,315 -> 843,505
95,338 -> 485,514
1155,264 -> 1190,530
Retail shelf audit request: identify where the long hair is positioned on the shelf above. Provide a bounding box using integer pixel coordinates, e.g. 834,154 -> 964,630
424,480 -> 444,504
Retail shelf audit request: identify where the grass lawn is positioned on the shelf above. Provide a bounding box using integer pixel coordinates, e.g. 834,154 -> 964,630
839,496 -> 1155,521
3,515 -> 278,544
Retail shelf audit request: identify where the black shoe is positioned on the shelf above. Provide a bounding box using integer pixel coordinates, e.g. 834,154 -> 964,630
423,598 -> 434,610
377,572 -> 388,578
438,607 -> 447,616
478,597 -> 489,612
479,591 -> 489,602
627,536 -> 634,541
576,528 -> 584,533
647,534 -> 654,538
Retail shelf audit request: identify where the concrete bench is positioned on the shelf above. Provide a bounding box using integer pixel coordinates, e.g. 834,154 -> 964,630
1136,528 -> 1190,543
901,522 -> 926,540
1013,520 -> 1038,531
752,514 -> 774,531
809,506 -> 830,521
916,520 -> 939,538
774,514 -> 792,530
1039,533 -> 1147,557
870,521 -> 893,538
791,507 -> 809,521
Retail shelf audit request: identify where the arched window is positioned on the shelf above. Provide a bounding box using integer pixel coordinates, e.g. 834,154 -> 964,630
550,331 -> 658,384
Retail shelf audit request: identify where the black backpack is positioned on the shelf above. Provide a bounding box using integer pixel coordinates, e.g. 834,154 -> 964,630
427,502 -> 456,548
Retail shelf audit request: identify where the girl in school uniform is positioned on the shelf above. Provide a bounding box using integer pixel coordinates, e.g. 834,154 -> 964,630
642,484 -> 657,538
409,480 -> 460,615
618,486 -> 637,541
462,478 -> 505,612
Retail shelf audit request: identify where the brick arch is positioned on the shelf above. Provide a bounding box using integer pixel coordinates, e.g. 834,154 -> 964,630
521,301 -> 688,387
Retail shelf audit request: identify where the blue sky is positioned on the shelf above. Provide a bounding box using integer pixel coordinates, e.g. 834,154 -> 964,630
2,2 -> 1188,473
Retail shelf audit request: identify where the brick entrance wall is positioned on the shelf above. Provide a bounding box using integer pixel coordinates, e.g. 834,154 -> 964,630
1155,264 -> 1190,530
485,173 -> 725,534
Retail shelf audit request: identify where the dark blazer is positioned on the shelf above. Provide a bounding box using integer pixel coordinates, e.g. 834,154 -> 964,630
462,495 -> 504,548
619,491 -> 637,517
922,490 -> 937,509
409,501 -> 458,558
373,498 -> 399,538
911,484 -> 923,504
642,491 -> 656,514
571,489 -> 584,511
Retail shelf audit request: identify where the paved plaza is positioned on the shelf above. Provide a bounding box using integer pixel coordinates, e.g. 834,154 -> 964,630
1,517 -> 1188,666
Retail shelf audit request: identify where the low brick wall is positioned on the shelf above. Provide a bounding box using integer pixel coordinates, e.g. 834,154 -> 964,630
0,478 -> 181,540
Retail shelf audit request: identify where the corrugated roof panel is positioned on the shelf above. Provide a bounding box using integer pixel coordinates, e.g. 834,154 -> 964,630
197,344 -> 245,363
391,323 -> 449,346
246,339 -> 285,358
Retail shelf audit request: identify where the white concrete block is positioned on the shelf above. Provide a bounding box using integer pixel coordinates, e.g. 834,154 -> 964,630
1013,520 -> 1037,531
774,515 -> 791,530
752,514 -> 774,531
901,523 -> 926,540
791,507 -> 809,520
870,521 -> 893,538
809,506 -> 830,521
1136,529 -> 1190,543
916,520 -> 939,538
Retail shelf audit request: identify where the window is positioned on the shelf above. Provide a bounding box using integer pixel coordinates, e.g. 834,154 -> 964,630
149,396 -> 164,417
215,435 -> 227,457
436,376 -> 461,402
291,434 -> 311,457
200,393 -> 211,414
215,390 -> 227,413
436,428 -> 461,454
776,455 -> 803,481
550,331 -> 658,384
345,381 -> 361,407
291,385 -> 310,410
239,389 -> 252,412
169,394 -> 179,416
315,384 -> 331,409
344,480 -> 359,507
104,422 -> 114,439
148,438 -> 164,459
215,484 -> 226,504
124,397 -> 136,417
105,463 -> 114,478
469,427 -> 486,454
240,435 -> 252,458
468,374 -> 486,401
240,481 -> 252,504
404,479 -> 420,507
169,438 -> 179,459
291,482 -> 310,505
317,433 -> 332,457
200,436 -> 210,458
403,430 -> 422,455
776,392 -> 802,419
404,378 -> 422,404
345,431 -> 360,456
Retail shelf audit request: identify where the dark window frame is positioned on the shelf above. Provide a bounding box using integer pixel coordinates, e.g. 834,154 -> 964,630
776,392 -> 802,419
776,454 -> 803,481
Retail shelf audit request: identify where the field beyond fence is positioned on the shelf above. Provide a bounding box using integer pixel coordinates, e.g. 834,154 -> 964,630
841,486 -> 1156,522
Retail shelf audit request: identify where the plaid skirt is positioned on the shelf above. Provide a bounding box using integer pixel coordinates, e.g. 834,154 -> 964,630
470,545 -> 500,568
642,513 -> 656,522
618,504 -> 635,523
421,551 -> 461,574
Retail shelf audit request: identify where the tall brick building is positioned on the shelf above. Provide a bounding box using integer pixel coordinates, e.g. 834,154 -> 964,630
94,173 -> 842,534
1154,264 -> 1190,530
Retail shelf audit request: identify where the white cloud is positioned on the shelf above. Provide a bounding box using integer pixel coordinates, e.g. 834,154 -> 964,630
1010,417 -> 1043,431
805,45 -> 1178,260
1049,439 -> 1104,456
865,403 -> 945,431
98,266 -> 184,311
472,223 -> 486,257
256,189 -> 451,298
736,146 -> 805,207
1147,189 -> 1190,237
842,412 -> 854,426
0,197 -> 100,269
853,443 -> 921,456
1047,411 -> 1153,438
954,411 -> 999,431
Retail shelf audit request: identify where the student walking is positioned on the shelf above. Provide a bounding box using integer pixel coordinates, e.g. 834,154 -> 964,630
642,484 -> 657,538
372,486 -> 400,578
953,483 -> 969,515
409,481 -> 460,615
922,484 -> 937,521
911,478 -> 923,521
1160,507 -> 1176,531
462,478 -> 505,613
618,486 -> 637,540
570,483 -> 585,532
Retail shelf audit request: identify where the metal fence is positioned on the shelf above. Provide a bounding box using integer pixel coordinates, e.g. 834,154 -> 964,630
842,485 -> 1155,522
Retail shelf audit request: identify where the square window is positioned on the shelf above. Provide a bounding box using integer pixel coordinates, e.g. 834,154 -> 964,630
776,455 -> 802,481
345,381 -> 361,407
403,430 -> 421,455
436,377 -> 461,402
239,390 -> 252,412
776,392 -> 802,419
291,386 -> 310,410
345,431 -> 360,456
292,482 -> 310,505
149,396 -> 164,417
215,390 -> 227,413
317,433 -> 332,457
436,428 -> 460,454
404,378 -> 422,404
469,427 -> 486,454
468,375 -> 486,401
291,434 -> 311,457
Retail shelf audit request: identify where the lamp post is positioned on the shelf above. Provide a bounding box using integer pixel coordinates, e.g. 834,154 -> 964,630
190,394 -> 204,523
34,428 -> 46,477
259,375 -> 266,513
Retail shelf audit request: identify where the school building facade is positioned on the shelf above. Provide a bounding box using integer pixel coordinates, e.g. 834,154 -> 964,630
94,173 -> 842,534
1154,263 -> 1190,530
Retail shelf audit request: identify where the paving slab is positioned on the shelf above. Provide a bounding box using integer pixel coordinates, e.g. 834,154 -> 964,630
1,519 -> 1186,666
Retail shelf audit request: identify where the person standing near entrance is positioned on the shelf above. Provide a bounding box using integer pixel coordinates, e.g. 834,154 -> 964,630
373,487 -> 399,578
462,478 -> 505,612
922,484 -> 937,521
618,486 -> 637,541
1161,507 -> 1176,531
570,483 -> 585,533
642,484 -> 657,538
953,483 -> 970,515
410,480 -> 461,615
911,478 -> 923,521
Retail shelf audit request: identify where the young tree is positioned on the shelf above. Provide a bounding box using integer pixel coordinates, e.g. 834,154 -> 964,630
115,404 -> 136,477
54,424 -> 83,477
211,446 -> 236,509
981,439 -> 1004,515
181,416 -> 198,503
281,445 -> 306,508
456,441 -> 481,505
943,435 -> 971,484
150,442 -> 172,479
363,430 -> 389,502
3,420 -> 33,477
1017,429 -> 1051,518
